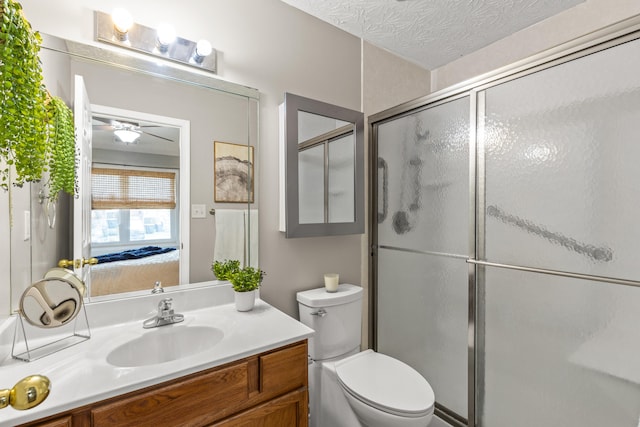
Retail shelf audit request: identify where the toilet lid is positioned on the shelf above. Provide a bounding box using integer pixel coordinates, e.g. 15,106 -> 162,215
335,350 -> 435,417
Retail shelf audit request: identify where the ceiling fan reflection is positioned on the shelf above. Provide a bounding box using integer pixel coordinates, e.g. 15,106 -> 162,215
93,117 -> 176,144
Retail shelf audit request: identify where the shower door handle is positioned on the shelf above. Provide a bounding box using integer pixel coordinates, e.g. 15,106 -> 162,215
378,157 -> 388,223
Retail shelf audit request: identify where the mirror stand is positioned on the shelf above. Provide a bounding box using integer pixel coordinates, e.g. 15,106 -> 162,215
12,306 -> 91,362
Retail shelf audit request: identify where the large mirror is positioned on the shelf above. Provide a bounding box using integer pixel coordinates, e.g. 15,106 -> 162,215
5,34 -> 259,314
88,104 -> 188,297
279,92 -> 364,238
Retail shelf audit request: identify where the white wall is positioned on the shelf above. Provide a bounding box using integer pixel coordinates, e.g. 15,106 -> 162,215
0,182 -> 9,318
27,49 -> 74,309
363,41 -> 431,116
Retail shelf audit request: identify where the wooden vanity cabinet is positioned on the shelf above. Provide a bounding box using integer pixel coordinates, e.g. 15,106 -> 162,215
19,340 -> 308,427
214,389 -> 307,427
27,416 -> 72,427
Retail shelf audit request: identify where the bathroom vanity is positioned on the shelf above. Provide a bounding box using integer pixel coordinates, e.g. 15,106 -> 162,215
18,341 -> 308,426
0,283 -> 314,427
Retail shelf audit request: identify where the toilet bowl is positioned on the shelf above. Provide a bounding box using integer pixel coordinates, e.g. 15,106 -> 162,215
297,284 -> 435,427
336,350 -> 434,427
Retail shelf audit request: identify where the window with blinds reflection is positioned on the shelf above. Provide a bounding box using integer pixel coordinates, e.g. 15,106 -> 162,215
91,167 -> 176,209
90,166 -> 178,245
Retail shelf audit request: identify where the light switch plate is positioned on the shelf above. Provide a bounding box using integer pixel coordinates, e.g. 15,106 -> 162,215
192,204 -> 206,218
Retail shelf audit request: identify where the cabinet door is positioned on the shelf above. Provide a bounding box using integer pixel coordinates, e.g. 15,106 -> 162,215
213,389 -> 308,427
91,362 -> 250,427
22,415 -> 73,427
260,342 -> 307,397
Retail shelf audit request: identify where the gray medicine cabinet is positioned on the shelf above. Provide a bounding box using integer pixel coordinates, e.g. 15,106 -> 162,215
279,92 -> 364,238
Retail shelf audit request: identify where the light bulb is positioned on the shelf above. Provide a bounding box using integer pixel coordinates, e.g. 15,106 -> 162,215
156,23 -> 176,51
114,129 -> 141,144
112,8 -> 133,40
193,39 -> 212,63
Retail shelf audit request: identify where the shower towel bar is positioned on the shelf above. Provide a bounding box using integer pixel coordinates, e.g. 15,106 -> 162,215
467,259 -> 640,289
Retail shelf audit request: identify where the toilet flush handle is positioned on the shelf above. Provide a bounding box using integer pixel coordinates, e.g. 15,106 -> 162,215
310,308 -> 327,317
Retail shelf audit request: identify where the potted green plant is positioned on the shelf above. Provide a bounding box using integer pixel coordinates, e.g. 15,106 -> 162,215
211,259 -> 240,281
228,266 -> 265,312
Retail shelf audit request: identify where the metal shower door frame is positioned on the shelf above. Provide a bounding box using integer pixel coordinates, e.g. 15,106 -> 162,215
369,15 -> 640,427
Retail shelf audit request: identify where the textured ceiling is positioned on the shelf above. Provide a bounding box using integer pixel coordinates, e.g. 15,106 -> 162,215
280,0 -> 585,70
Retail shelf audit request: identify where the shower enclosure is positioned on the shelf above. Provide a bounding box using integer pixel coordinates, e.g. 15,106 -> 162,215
370,17 -> 640,427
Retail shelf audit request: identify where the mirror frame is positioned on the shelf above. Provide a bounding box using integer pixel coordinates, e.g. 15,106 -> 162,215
281,92 -> 364,238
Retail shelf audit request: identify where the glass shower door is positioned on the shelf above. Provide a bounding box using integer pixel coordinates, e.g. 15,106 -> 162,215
376,96 -> 471,420
479,36 -> 640,427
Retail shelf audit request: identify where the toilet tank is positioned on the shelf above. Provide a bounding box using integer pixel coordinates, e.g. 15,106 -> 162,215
297,284 -> 363,361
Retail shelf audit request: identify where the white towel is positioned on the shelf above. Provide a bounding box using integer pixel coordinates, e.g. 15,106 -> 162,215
245,209 -> 259,268
213,210 -> 246,264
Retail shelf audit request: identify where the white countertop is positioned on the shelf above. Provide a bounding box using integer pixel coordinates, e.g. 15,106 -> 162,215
0,283 -> 314,426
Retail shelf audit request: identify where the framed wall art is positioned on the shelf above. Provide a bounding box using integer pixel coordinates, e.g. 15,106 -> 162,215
214,141 -> 254,203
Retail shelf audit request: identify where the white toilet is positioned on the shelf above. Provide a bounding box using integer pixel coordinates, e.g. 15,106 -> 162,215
297,284 -> 435,427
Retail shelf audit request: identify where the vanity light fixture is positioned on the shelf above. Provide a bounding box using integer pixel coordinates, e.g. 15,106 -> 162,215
193,39 -> 213,64
111,8 -> 133,41
156,23 -> 176,53
94,10 -> 217,74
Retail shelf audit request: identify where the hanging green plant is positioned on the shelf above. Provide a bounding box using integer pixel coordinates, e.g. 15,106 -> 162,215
0,0 -> 49,190
45,96 -> 76,201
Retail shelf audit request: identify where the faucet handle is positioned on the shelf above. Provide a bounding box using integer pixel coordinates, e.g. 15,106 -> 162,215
151,281 -> 164,294
158,297 -> 173,311
143,297 -> 184,328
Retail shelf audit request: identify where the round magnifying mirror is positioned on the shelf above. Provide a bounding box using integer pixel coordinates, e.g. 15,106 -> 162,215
19,275 -> 84,328
44,268 -> 86,297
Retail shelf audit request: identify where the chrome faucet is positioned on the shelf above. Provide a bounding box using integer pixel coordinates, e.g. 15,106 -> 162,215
143,297 -> 185,328
151,281 -> 164,294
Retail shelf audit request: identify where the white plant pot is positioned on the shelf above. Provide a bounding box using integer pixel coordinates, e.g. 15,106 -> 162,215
234,290 -> 256,312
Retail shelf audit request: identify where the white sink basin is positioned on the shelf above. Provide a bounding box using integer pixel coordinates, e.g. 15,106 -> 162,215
106,325 -> 224,367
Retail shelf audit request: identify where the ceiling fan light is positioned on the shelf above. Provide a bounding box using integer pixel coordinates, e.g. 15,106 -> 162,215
114,129 -> 141,144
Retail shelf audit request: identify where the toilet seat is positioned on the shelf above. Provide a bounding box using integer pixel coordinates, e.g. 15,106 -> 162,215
335,350 -> 435,418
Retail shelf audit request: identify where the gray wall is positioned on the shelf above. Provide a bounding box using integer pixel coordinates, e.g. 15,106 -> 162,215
4,0 -> 639,322
13,0 -> 364,319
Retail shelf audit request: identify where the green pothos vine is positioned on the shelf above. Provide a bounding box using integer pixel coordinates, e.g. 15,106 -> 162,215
0,0 -> 76,208
46,96 -> 77,202
0,0 -> 49,190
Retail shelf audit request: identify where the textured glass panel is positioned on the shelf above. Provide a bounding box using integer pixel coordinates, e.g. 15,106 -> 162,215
377,96 -> 470,255
483,38 -> 640,280
481,267 -> 640,427
299,145 -> 324,224
377,249 -> 468,416
328,133 -> 355,223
